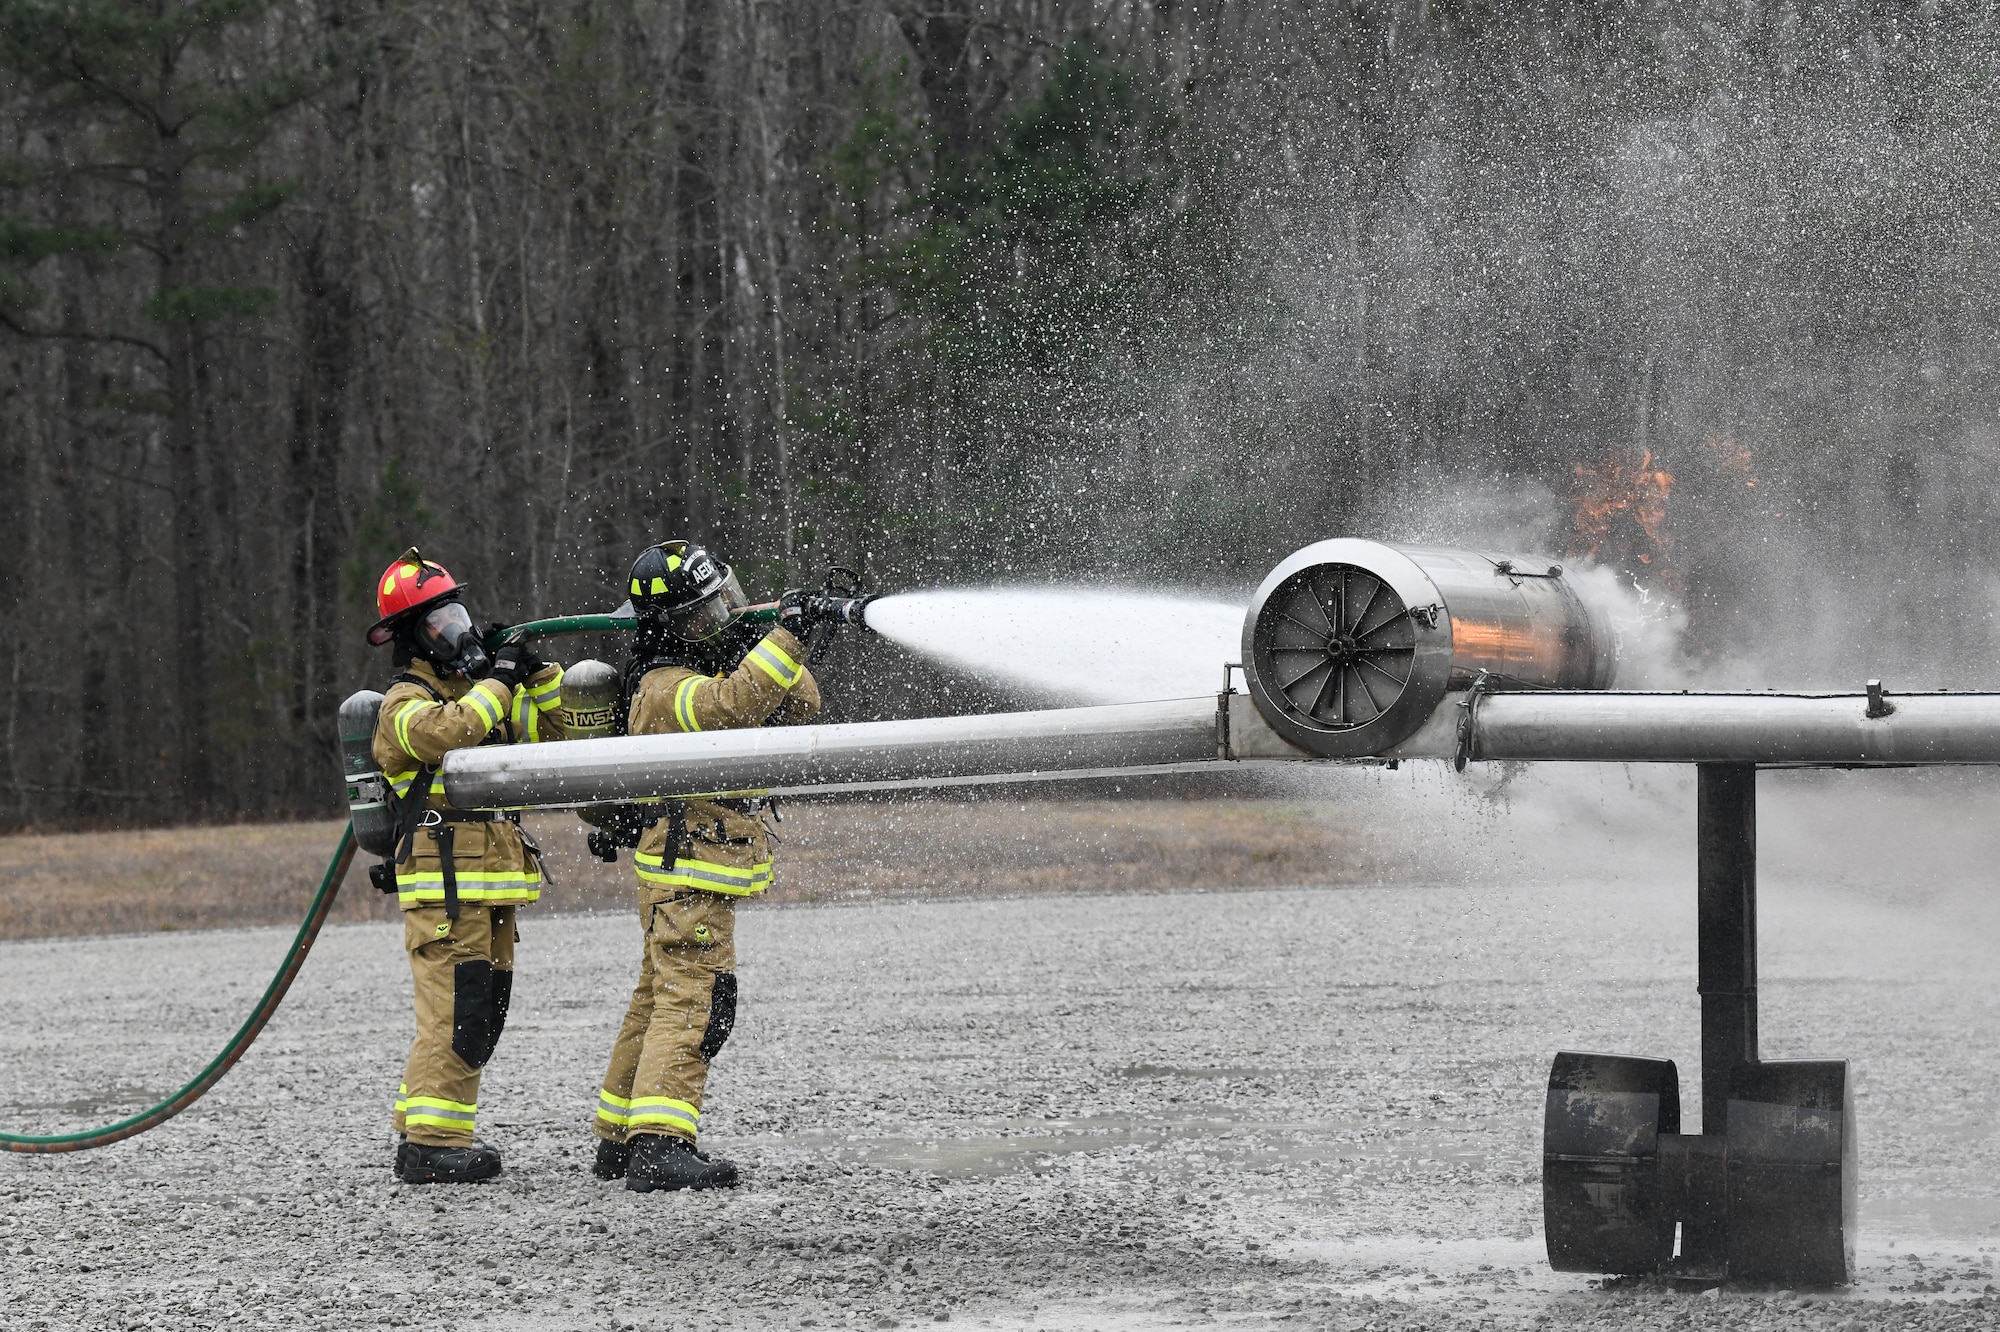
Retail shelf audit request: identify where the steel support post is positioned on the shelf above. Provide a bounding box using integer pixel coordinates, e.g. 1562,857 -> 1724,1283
1686,761 -> 1758,1269
1697,762 -> 1759,1129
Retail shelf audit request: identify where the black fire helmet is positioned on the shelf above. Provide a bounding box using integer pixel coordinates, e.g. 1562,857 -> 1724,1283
625,539 -> 747,643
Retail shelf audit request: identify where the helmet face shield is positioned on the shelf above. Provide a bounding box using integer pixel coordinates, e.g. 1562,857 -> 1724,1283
668,569 -> 747,642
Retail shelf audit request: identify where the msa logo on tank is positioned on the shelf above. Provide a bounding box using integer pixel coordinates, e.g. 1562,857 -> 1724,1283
557,660 -> 620,739
567,705 -> 614,729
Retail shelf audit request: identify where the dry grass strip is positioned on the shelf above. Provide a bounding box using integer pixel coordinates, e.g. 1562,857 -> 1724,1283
0,798 -> 1398,942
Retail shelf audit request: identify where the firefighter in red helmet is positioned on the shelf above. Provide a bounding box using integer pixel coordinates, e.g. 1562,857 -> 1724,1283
366,548 -> 567,1184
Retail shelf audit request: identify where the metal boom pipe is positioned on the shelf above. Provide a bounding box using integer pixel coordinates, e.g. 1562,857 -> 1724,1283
1466,690 -> 2000,765
442,696 -> 1224,809
442,688 -> 2000,811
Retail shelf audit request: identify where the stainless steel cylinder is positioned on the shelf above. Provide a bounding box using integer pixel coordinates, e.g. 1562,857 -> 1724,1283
1241,539 -> 1613,759
338,689 -> 395,858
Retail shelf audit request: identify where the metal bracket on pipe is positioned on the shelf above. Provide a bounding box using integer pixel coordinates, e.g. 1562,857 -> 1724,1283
1454,670 -> 1495,772
1490,558 -> 1564,582
1218,664 -> 1245,760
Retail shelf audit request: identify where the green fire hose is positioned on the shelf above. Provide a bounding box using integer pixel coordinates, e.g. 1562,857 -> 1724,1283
0,615 -> 604,1153
484,605 -> 780,647
1,826 -> 358,1153
1,593 -> 841,1154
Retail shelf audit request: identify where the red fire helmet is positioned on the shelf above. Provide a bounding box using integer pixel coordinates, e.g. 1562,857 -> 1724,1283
368,548 -> 469,646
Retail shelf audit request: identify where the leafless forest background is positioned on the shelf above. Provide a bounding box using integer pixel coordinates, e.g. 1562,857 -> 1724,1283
5,1 -> 2000,827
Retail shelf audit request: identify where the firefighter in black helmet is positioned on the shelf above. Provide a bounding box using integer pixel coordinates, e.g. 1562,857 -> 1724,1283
586,539 -> 826,1191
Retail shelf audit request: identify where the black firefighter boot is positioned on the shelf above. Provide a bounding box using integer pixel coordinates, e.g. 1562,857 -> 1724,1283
625,1133 -> 739,1193
395,1138 -> 503,1184
592,1138 -> 632,1180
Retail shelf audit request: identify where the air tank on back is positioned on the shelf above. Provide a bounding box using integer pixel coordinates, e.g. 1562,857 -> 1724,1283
1240,539 -> 1613,758
338,690 -> 397,857
557,659 -> 621,739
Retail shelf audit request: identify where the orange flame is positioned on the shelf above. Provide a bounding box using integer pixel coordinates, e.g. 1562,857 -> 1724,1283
1703,433 -> 1756,488
1569,448 -> 1675,573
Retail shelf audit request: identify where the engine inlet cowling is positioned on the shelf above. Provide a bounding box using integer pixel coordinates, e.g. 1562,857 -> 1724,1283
1240,539 -> 1614,759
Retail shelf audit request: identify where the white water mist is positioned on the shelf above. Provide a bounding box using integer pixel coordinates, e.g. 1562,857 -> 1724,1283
865,587 -> 1244,705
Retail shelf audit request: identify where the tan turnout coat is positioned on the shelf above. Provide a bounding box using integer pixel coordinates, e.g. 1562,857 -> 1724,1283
370,657 -> 567,908
628,626 -> 820,895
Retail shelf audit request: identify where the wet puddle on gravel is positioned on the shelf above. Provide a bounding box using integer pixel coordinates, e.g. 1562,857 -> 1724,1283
1278,1236 -> 1570,1308
0,1094 -> 167,1122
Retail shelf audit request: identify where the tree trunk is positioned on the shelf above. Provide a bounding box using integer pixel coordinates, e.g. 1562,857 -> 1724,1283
289,226 -> 353,784
152,36 -> 211,813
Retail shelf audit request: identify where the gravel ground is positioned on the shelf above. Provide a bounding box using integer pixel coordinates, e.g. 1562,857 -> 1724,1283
3,775 -> 2000,1330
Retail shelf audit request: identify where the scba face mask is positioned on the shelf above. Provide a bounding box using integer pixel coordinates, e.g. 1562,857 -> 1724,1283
417,602 -> 490,678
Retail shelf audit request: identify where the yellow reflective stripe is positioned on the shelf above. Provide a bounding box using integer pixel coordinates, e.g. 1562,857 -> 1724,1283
392,699 -> 436,755
631,853 -> 772,879
674,855 -> 772,885
627,1096 -> 699,1131
404,1094 -> 476,1114
673,675 -> 704,733
634,854 -> 773,895
747,641 -> 800,688
528,668 -> 563,707
760,636 -> 801,676
385,769 -> 447,798
405,1113 -> 476,1130
761,637 -> 800,673
463,684 -> 504,731
596,1088 -> 634,1125
395,869 -> 545,885
402,1093 -> 476,1130
397,885 -> 542,905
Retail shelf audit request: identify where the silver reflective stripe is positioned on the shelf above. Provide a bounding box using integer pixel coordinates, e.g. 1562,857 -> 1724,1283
404,1103 -> 476,1125
597,1096 -> 632,1122
669,862 -> 765,889
630,1103 -> 699,1129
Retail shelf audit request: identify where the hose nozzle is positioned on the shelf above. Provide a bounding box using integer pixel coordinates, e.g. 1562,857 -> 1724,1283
818,593 -> 876,630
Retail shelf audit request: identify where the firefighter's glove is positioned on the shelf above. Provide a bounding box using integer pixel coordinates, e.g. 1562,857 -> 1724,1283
777,588 -> 826,633
489,641 -> 544,690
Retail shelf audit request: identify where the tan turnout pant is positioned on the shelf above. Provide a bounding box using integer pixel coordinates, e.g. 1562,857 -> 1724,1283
394,904 -> 516,1147
594,890 -> 737,1143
